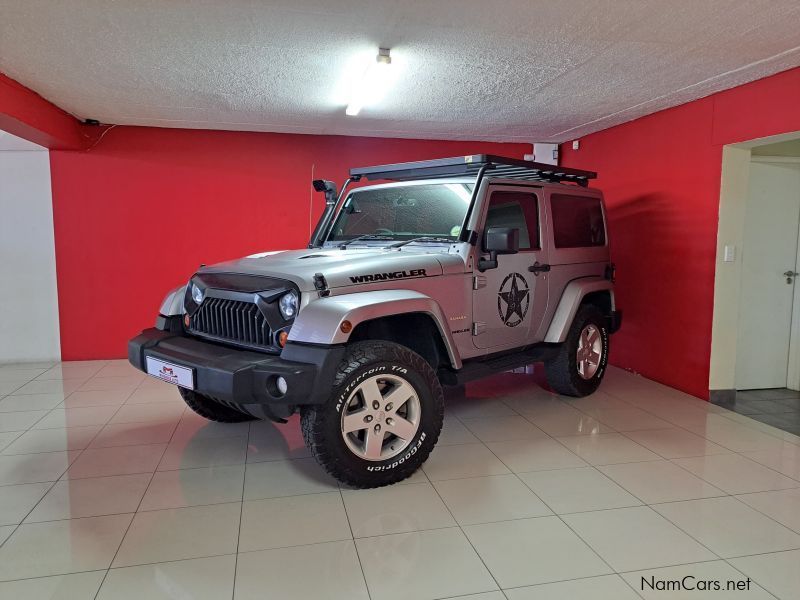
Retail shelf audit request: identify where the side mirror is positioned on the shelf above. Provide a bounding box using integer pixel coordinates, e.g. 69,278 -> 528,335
479,227 -> 519,271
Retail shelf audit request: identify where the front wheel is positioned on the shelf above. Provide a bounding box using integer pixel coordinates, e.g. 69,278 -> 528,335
544,304 -> 609,397
301,341 -> 443,488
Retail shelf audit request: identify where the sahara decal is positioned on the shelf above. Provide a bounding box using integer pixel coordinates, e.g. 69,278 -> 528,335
349,269 -> 427,284
497,272 -> 530,327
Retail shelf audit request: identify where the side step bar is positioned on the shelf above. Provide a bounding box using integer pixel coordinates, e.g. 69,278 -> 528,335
438,344 -> 557,386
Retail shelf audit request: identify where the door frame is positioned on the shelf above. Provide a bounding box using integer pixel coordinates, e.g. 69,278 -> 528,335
709,131 -> 800,396
789,193 -> 800,391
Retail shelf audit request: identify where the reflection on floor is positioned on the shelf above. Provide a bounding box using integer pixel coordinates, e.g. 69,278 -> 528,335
715,389 -> 800,437
0,360 -> 799,599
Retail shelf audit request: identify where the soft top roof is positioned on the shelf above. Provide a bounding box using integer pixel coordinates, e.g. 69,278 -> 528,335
350,154 -> 596,187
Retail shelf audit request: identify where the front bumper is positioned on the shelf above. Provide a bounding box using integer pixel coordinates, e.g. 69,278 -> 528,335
128,328 -> 345,421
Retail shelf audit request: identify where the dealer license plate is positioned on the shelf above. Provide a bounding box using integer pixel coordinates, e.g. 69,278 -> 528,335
145,357 -> 195,389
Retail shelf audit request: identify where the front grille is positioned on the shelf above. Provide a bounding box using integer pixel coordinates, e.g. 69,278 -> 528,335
189,298 -> 273,350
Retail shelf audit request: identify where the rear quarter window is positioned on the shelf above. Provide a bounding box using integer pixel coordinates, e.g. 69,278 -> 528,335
550,194 -> 606,248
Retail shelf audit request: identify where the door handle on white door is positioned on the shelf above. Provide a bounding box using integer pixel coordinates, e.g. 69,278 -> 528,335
784,270 -> 799,284
529,262 -> 551,275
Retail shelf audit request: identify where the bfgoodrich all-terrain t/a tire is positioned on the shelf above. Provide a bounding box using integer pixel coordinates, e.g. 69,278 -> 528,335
178,388 -> 257,423
545,304 -> 610,397
301,341 -> 444,488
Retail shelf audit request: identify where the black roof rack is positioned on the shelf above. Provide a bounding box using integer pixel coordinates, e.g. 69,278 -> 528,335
350,154 -> 596,187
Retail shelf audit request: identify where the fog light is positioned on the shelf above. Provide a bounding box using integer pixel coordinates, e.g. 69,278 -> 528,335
276,376 -> 288,395
183,314 -> 190,328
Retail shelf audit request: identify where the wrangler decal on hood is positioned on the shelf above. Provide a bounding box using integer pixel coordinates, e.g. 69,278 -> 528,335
349,269 -> 427,284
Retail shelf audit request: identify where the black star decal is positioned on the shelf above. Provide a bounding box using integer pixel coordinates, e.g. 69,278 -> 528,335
498,274 -> 530,326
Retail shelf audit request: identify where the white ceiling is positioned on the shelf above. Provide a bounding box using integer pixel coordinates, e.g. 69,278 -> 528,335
1,0 -> 799,143
752,138 -> 800,156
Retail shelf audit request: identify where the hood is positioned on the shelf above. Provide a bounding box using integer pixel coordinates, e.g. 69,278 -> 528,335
197,247 -> 466,292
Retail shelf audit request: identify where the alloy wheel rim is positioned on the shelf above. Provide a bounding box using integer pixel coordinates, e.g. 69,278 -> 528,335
577,324 -> 603,380
340,374 -> 421,461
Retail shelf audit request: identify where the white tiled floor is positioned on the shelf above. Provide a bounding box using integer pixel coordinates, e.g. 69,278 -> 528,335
0,362 -> 799,599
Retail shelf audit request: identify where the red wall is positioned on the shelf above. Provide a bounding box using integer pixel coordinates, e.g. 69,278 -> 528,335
45,66 -> 800,397
560,67 -> 800,399
49,128 -> 529,360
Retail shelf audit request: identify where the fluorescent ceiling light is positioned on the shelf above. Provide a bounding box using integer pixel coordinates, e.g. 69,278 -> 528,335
346,48 -> 393,116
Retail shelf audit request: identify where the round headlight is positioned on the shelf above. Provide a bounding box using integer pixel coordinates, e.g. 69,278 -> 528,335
279,291 -> 299,319
191,283 -> 204,305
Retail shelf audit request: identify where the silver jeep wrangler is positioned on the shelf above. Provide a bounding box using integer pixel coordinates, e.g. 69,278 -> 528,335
129,155 -> 621,487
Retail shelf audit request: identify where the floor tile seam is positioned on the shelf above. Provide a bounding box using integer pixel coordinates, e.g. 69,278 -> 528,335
56,376 -> 139,407
433,589 -> 512,600
19,498 -> 255,525
0,430 -> 24,453
717,557 -> 782,600
0,396 -> 132,552
230,412 -> 253,600
426,474 -> 505,596
546,479 -> 727,575
711,411 -> 800,444
91,403 -> 178,600
0,426 -> 119,457
0,567 -> 109,586
709,492 -> 800,537
598,383 -> 795,445
544,458 -> 733,509
597,459 -> 731,501
4,406 -> 53,432
671,450 -> 800,487
0,379 -> 38,397
546,433 -> 673,468
0,402 -> 67,415
338,484 -> 373,600
12,552 -> 774,596
477,439 -> 619,579
489,570 -> 658,599
424,456 -> 653,483
644,499 -> 777,564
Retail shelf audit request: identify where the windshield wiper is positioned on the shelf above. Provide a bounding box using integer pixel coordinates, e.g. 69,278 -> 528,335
388,236 -> 454,249
338,234 -> 394,249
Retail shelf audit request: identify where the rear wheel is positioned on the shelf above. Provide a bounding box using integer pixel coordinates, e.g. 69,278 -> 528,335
301,341 -> 443,488
178,388 -> 257,423
545,304 -> 609,397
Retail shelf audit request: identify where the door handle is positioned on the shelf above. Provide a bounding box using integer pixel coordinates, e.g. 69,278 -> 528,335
785,270 -> 799,284
529,262 -> 551,275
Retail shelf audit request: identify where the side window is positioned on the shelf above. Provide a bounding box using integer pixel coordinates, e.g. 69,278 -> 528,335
550,194 -> 606,248
485,191 -> 539,250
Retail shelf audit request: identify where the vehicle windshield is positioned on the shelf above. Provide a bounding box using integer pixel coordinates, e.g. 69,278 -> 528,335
326,182 -> 474,243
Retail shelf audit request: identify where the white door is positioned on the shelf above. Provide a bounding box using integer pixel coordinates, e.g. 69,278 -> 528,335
735,160 -> 800,390
472,186 -> 549,350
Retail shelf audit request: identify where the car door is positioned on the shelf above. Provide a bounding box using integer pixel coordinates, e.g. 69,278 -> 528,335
472,185 -> 550,350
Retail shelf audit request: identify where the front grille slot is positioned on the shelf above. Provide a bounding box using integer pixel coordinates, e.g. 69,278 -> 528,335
190,298 -> 273,350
